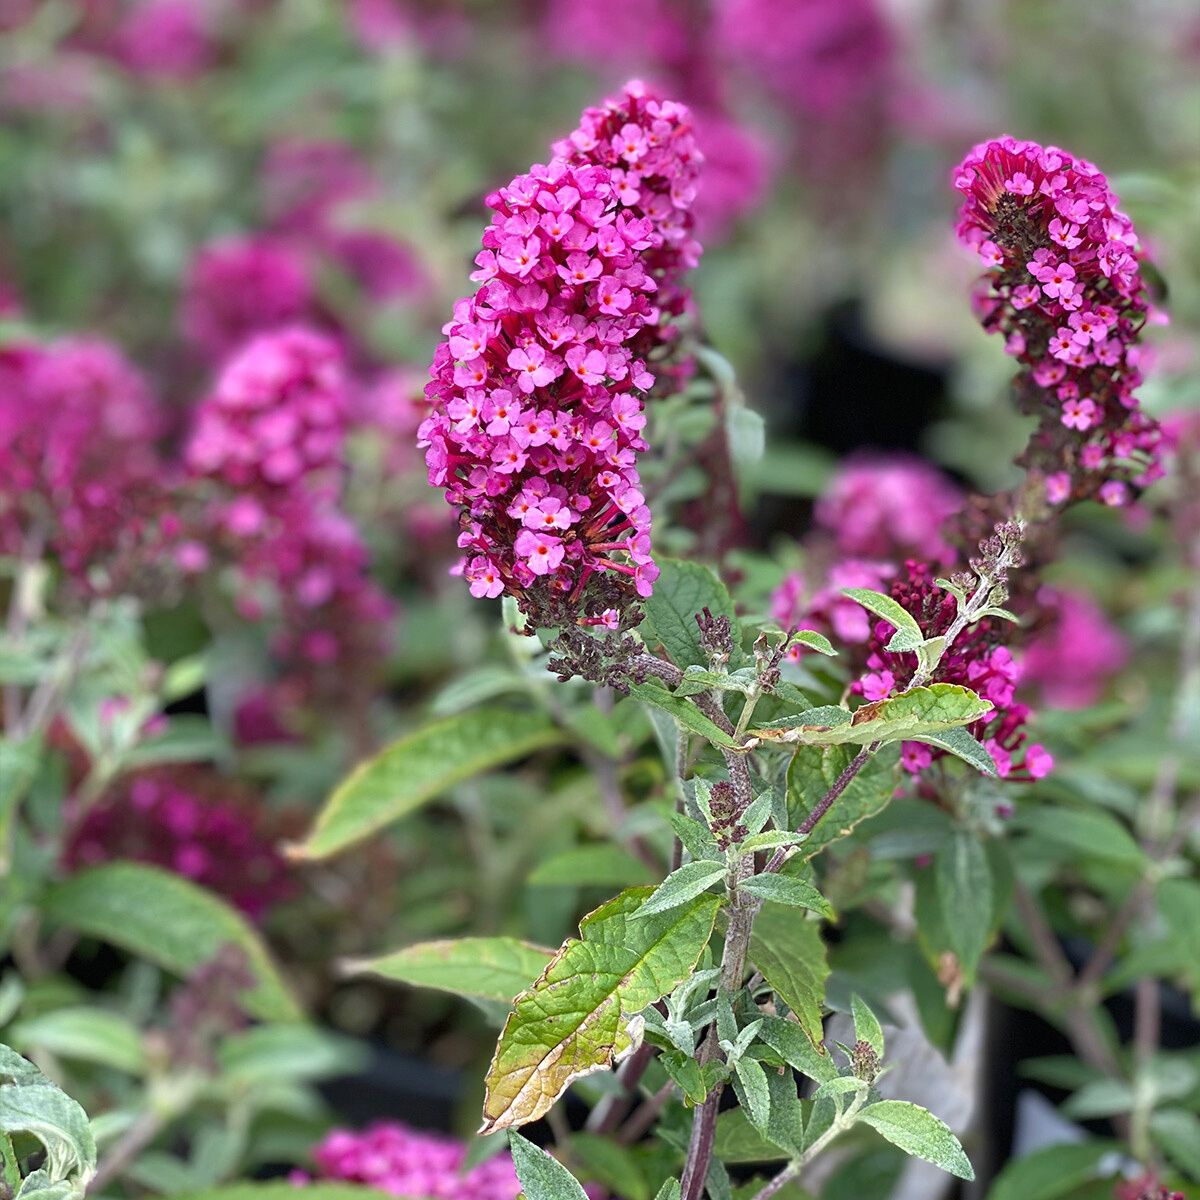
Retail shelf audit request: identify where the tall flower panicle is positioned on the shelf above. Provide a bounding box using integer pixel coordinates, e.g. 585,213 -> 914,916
419,81 -> 703,623
815,456 -> 962,563
301,1122 -> 520,1200
954,137 -> 1163,507
186,327 -> 348,500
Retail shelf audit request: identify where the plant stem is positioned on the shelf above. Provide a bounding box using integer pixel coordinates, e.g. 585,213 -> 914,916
761,745 -> 875,876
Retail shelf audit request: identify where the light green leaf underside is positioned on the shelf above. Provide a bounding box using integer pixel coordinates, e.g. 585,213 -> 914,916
748,904 -> 829,1048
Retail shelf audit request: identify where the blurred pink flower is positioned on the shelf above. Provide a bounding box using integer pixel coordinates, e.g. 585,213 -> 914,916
1022,587 -> 1127,709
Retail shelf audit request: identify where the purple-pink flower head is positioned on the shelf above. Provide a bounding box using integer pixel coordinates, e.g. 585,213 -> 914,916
954,137 -> 1164,505
1022,586 -> 1127,709
419,81 -> 703,622
109,0 -> 215,80
815,456 -> 962,563
186,327 -> 348,500
63,768 -> 292,921
182,236 -> 315,361
0,336 -> 165,581
304,1121 -> 520,1199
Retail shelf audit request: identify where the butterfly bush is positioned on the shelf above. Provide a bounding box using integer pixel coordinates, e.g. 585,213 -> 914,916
0,336 -> 166,584
182,237 -> 316,362
419,81 -> 702,623
855,558 -> 1053,780
302,1122 -> 520,1200
63,769 -> 292,921
954,136 -> 1164,508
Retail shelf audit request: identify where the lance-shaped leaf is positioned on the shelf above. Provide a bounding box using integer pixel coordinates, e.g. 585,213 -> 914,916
751,685 -> 991,748
787,743 -> 901,857
857,1100 -> 974,1180
840,588 -> 923,643
42,864 -> 300,1022
481,887 -> 722,1133
508,1132 -> 590,1199
292,707 -> 566,860
748,904 -> 829,1048
627,683 -> 741,750
344,938 -> 553,1005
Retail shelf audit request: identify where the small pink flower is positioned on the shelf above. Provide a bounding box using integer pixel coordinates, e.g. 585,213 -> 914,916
1061,398 -> 1098,431
1003,171 -> 1034,196
1045,472 -> 1072,504
1099,480 -> 1128,506
514,529 -> 565,575
1024,744 -> 1053,778
860,670 -> 895,702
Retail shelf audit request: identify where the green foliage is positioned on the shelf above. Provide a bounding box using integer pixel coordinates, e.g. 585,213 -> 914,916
754,685 -> 992,749
9,1007 -> 146,1075
508,1131 -> 590,1200
627,682 -> 742,749
529,846 -> 655,888
985,1141 -> 1117,1200
635,862 -> 729,918
738,875 -> 833,918
295,707 -> 566,859
0,1043 -> 96,1199
787,743 -> 901,857
748,905 -> 829,1048
345,937 -> 553,1005
936,831 -> 994,977
640,560 -> 738,669
481,888 -> 722,1132
856,1101 -> 973,1180
42,864 -> 300,1022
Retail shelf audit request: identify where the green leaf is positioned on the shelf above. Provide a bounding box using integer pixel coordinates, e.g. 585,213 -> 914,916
787,631 -> 836,657
566,1133 -> 650,1200
754,685 -> 991,749
787,743 -> 901,857
755,1016 -> 837,1085
529,846 -> 654,888
1150,1108 -> 1200,1181
0,1046 -> 96,1190
851,995 -> 884,1058
215,1024 -> 364,1085
1014,807 -> 1143,867
294,707 -> 566,859
840,589 -> 923,643
738,875 -> 832,918
0,739 -> 39,873
857,1101 -> 973,1180
910,726 -> 997,776
749,904 -> 829,1048
481,888 -> 722,1132
627,683 -> 741,750
712,1109 -> 789,1164
42,864 -> 300,1022
985,1141 -> 1117,1200
173,1187 -> 396,1200
640,560 -> 737,669
508,1131 -> 589,1199
936,832 -> 994,977
345,938 -> 553,1005
634,862 -> 728,918
732,1056 -> 772,1139
654,1182 -> 681,1200
10,1008 -> 146,1075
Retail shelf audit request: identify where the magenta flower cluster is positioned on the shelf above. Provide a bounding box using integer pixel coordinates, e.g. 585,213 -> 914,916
419,80 -> 702,619
814,456 -> 962,563
303,1122 -> 520,1200
0,337 -> 165,583
856,561 -> 1053,781
1022,586 -> 1128,710
954,136 -> 1163,508
186,327 -> 349,497
63,770 -> 291,921
184,327 -> 393,704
